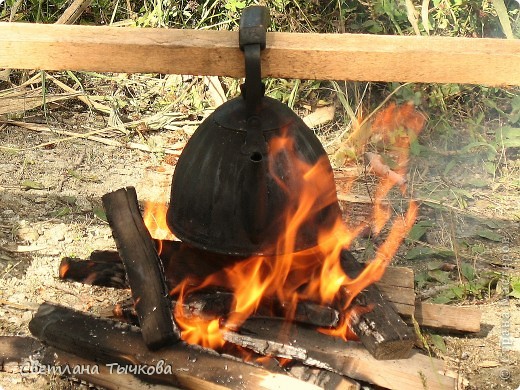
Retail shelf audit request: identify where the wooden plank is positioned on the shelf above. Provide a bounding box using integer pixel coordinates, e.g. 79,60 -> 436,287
379,266 -> 415,289
222,318 -> 456,390
0,23 -> 519,85
414,302 -> 481,333
377,266 -> 416,317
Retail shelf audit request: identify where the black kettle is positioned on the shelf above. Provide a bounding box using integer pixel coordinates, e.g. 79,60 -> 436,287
166,6 -> 341,256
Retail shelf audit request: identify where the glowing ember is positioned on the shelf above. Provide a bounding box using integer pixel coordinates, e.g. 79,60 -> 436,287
144,102 -> 424,349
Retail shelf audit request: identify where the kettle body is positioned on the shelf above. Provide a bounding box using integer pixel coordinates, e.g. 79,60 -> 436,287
166,95 -> 341,257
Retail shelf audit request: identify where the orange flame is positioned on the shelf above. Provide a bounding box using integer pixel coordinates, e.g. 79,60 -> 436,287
142,201 -> 176,246
144,102 -> 424,348
59,262 -> 70,278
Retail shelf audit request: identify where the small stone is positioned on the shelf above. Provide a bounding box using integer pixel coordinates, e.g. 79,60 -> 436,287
34,197 -> 47,204
44,223 -> 67,242
16,226 -> 40,243
21,311 -> 33,322
76,197 -> 92,212
2,209 -> 15,217
461,351 -> 470,360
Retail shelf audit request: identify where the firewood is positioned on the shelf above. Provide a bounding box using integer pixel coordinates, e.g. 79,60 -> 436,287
42,347 -> 174,390
113,290 -> 340,328
339,251 -> 415,360
377,266 -> 415,317
286,363 -> 360,390
60,255 -> 127,288
222,317 -> 455,390
28,303 -> 357,390
101,187 -> 180,349
0,336 -> 42,365
59,245 -> 480,333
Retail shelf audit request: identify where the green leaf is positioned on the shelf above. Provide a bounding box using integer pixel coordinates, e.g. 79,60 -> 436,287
406,247 -> 435,260
496,127 -> 520,148
406,246 -> 455,260
451,284 -> 466,299
431,294 -> 453,304
428,269 -> 451,283
466,178 -> 488,188
427,259 -> 444,270
477,228 -> 502,242
410,139 -> 427,156
443,159 -> 457,176
429,334 -> 447,353
415,270 -> 429,289
93,206 -> 108,222
491,0 -> 515,39
52,206 -> 71,217
484,161 -> 496,175
510,277 -> 520,299
407,221 -> 434,242
21,180 -> 45,190
460,262 -> 476,281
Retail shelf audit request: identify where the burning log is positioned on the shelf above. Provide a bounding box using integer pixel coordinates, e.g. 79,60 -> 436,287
101,187 -> 179,349
60,253 -> 127,288
222,317 -> 455,390
113,290 -> 340,328
338,251 -> 415,360
28,303 -> 359,389
60,247 -> 481,333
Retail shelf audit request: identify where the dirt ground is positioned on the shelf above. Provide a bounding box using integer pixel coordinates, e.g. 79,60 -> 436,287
0,105 -> 519,389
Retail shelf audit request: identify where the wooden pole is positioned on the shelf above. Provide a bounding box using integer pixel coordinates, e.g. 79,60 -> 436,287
1,23 -> 519,85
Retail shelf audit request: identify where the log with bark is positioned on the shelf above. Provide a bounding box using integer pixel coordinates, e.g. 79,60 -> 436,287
101,187 -> 180,349
27,303 -> 359,390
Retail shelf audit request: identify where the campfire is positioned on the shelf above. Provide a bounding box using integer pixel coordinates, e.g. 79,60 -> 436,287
16,6 -> 469,390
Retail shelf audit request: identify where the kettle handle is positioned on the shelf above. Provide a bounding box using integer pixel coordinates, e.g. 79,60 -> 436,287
239,6 -> 270,156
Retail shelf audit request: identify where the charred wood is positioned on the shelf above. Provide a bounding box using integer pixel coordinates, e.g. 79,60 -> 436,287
112,289 -> 340,328
101,187 -> 179,349
60,255 -> 127,288
221,317 -> 455,390
28,303 -> 357,390
61,246 -> 480,334
338,250 -> 415,360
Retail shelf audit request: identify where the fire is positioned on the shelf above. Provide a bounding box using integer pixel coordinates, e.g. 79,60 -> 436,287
142,201 -> 176,244
143,102 -> 424,349
59,262 -> 69,278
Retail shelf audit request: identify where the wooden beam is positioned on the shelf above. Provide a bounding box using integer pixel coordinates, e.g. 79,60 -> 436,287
1,23 -> 519,85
